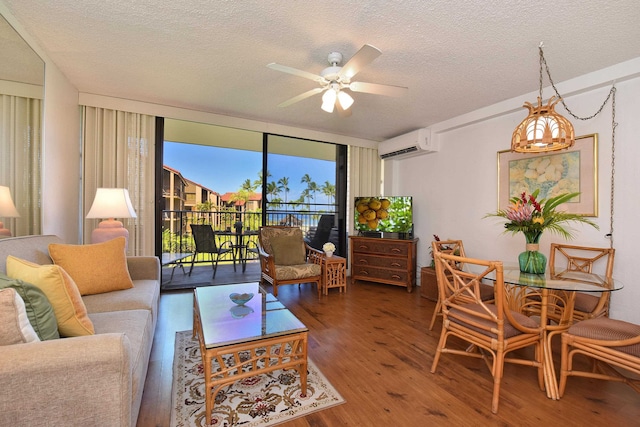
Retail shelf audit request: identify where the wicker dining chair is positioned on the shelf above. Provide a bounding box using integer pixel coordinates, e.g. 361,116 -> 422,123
430,252 -> 544,414
559,317 -> 640,396
549,243 -> 615,321
428,239 -> 494,330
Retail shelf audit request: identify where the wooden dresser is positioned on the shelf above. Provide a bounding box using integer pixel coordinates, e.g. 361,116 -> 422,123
349,236 -> 418,292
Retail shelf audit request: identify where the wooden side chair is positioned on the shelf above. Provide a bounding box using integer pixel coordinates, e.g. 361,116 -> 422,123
430,252 -> 544,414
188,224 -> 236,278
559,317 -> 640,396
549,243 -> 615,321
257,226 -> 323,297
428,239 -> 494,330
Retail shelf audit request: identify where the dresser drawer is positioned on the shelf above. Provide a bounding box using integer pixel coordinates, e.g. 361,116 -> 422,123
352,253 -> 408,270
352,265 -> 409,284
349,236 -> 418,292
351,239 -> 410,256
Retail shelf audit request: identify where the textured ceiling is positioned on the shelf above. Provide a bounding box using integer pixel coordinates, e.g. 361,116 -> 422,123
3,0 -> 640,141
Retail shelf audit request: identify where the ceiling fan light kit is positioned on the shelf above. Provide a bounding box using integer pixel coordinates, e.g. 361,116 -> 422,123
267,44 -> 408,114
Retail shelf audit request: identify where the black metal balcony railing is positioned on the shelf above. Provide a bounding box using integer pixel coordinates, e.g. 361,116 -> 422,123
162,204 -> 337,255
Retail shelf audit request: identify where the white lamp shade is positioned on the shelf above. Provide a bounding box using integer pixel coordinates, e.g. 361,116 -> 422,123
86,188 -> 137,219
321,89 -> 337,113
337,91 -> 354,110
0,186 -> 20,217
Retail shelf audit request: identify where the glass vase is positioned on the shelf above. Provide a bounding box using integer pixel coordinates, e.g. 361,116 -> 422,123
518,234 -> 546,274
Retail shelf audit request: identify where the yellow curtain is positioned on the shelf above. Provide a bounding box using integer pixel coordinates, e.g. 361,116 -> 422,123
81,106 -> 155,255
347,145 -> 381,234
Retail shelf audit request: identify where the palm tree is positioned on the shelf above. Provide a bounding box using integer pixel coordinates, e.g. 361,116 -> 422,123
321,181 -> 335,204
308,181 -> 319,204
254,169 -> 272,190
266,181 -> 280,203
277,177 -> 290,204
241,178 -> 257,193
301,174 -> 318,208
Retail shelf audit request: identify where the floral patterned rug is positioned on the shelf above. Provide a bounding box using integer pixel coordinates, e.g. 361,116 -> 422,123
170,330 -> 345,427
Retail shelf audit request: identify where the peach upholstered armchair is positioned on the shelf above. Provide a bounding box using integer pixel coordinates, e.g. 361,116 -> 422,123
257,226 -> 323,297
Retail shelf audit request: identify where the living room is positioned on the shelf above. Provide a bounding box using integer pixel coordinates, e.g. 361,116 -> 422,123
2,1 -> 640,425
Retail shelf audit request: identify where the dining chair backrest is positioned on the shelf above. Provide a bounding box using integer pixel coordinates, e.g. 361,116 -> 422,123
549,243 -> 615,278
429,239 -> 494,330
434,251 -> 502,317
549,243 -> 615,320
190,224 -> 219,253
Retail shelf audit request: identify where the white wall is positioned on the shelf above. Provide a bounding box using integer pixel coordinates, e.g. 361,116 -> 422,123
0,5 -> 81,243
385,65 -> 640,323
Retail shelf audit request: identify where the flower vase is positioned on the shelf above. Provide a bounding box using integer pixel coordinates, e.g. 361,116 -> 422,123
518,234 -> 546,274
325,251 -> 333,257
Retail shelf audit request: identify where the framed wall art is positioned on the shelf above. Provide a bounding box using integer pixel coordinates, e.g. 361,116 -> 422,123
497,134 -> 598,216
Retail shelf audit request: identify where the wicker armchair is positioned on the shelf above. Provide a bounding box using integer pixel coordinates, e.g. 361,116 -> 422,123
257,226 -> 323,297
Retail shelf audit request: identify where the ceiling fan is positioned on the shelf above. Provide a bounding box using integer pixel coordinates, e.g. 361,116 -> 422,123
267,44 -> 407,114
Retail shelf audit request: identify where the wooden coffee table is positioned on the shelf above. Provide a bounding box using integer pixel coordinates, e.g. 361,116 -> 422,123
192,283 -> 308,423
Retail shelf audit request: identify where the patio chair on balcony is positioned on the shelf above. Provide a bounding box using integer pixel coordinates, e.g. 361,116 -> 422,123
305,214 -> 336,252
258,226 -> 323,297
188,224 -> 236,279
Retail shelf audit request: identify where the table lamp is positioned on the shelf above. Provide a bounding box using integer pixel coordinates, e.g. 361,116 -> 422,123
0,186 -> 20,237
86,188 -> 137,247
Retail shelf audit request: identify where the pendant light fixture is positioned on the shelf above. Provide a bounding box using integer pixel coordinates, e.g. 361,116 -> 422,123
511,43 -> 575,153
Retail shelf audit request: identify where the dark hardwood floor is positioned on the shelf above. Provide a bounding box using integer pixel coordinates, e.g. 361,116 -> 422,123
138,274 -> 640,426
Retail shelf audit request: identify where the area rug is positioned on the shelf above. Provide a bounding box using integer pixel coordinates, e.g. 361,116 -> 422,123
170,330 -> 345,427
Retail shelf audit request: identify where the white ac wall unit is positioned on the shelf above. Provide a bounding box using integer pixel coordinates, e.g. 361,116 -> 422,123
378,128 -> 438,160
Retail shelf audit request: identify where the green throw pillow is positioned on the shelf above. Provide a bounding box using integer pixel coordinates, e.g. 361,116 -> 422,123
270,234 -> 306,266
0,272 -> 60,340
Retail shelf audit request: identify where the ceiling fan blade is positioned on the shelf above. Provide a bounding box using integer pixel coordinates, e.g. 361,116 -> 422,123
267,63 -> 325,82
349,81 -> 408,97
278,87 -> 324,107
338,44 -> 382,80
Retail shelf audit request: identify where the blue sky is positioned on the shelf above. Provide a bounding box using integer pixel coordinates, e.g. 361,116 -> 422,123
164,141 -> 336,202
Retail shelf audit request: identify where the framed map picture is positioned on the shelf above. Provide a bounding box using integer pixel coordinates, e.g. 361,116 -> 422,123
497,134 -> 598,216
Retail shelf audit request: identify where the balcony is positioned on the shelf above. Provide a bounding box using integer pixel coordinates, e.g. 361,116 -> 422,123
161,204 -> 338,289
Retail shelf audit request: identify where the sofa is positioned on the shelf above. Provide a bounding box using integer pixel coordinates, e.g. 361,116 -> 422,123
0,235 -> 160,427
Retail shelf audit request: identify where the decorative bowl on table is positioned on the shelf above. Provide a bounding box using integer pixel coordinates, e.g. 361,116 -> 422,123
229,292 -> 254,306
230,305 -> 254,318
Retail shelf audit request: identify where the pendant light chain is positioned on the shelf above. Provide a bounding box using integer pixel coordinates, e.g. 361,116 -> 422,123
608,88 -> 617,248
539,45 -> 617,247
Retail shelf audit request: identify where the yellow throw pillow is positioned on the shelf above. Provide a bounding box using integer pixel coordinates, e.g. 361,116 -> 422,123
48,237 -> 134,296
6,256 -> 94,337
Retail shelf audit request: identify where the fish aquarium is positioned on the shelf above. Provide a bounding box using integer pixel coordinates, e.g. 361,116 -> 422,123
354,196 -> 413,239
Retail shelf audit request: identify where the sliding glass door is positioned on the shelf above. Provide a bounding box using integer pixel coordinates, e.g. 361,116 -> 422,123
264,134 -> 347,256
158,119 -> 347,259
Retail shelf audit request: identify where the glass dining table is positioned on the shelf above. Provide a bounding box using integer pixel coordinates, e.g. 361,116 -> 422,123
485,265 -> 624,400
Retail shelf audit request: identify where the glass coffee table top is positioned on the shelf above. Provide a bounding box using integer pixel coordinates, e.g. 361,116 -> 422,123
194,282 -> 307,349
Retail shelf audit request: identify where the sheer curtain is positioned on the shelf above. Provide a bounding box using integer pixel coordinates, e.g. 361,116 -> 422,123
0,94 -> 42,235
347,145 -> 381,233
82,106 -> 155,255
